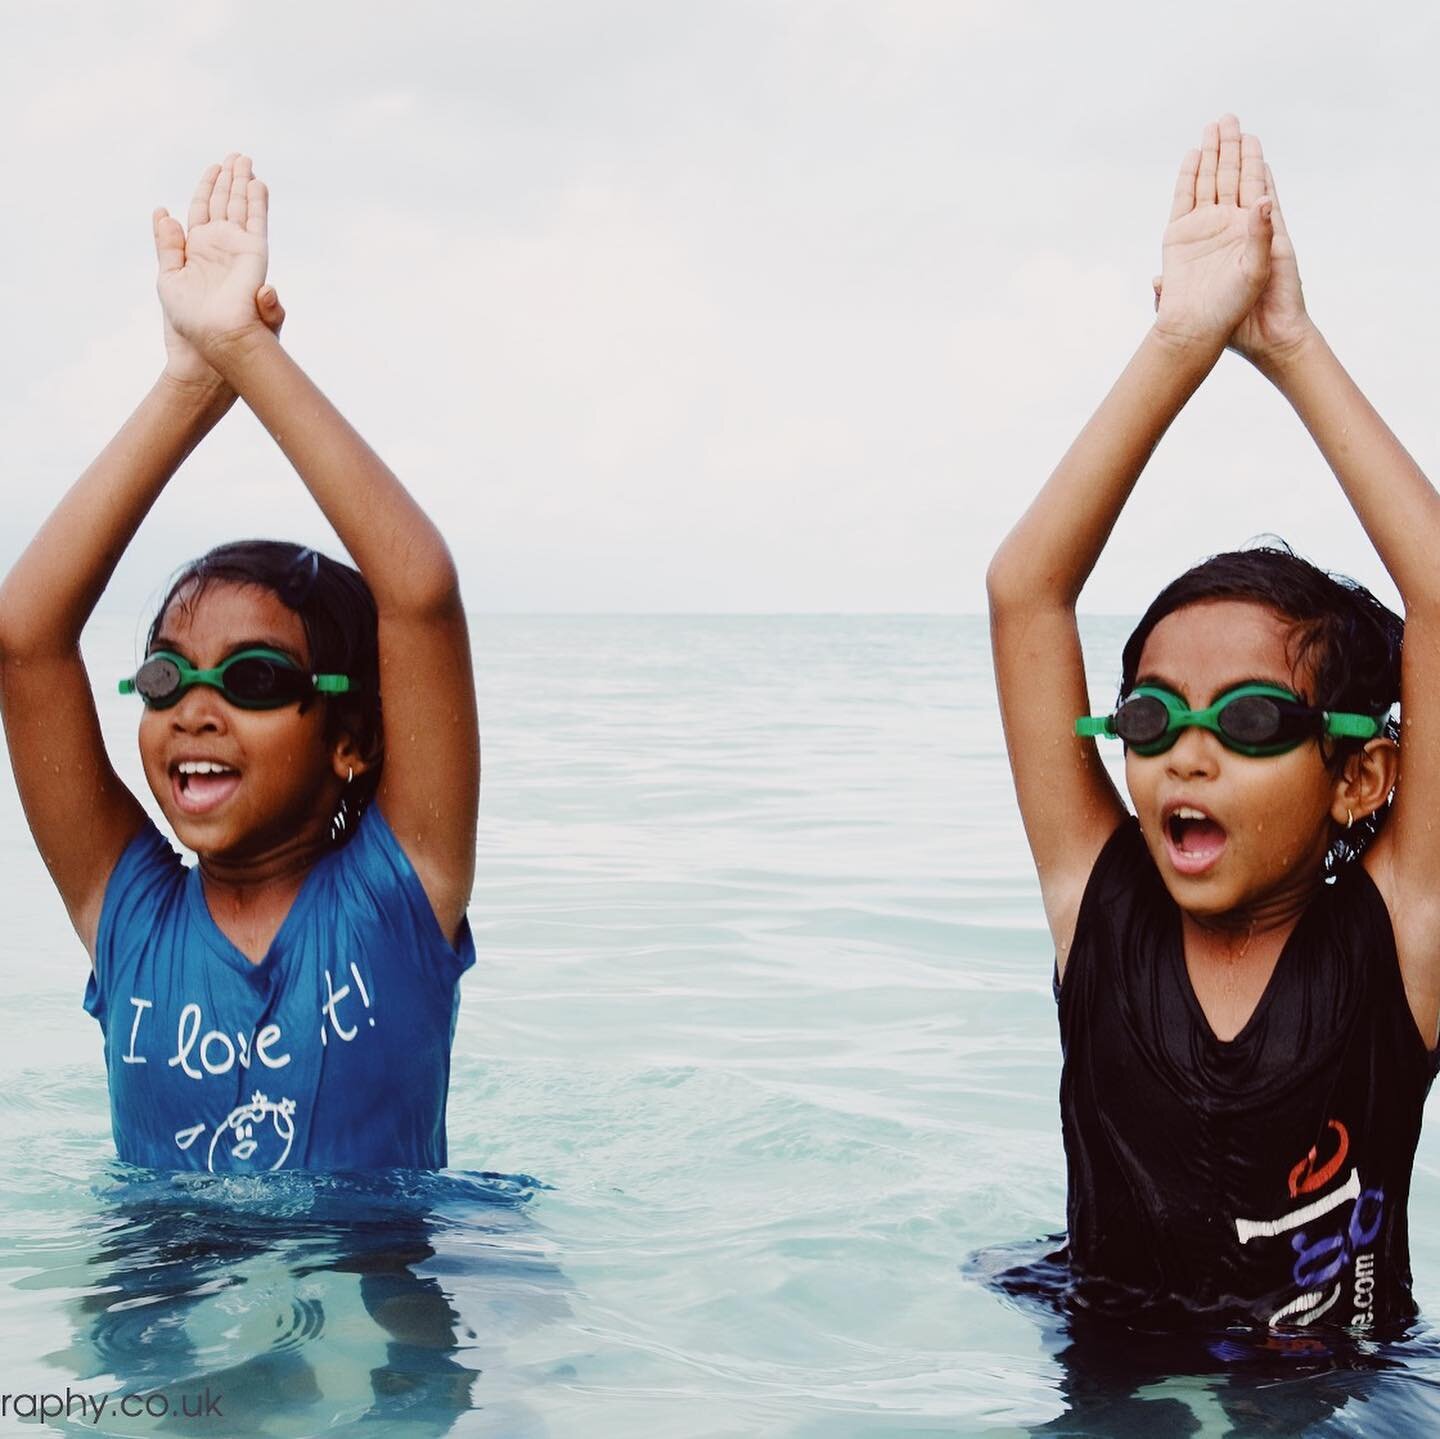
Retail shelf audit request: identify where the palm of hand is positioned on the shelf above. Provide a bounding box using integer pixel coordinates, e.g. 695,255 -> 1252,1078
1229,231 -> 1305,362
1157,205 -> 1269,346
160,220 -> 268,348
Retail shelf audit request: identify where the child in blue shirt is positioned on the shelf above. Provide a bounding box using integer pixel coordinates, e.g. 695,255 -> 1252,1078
0,154 -> 480,1172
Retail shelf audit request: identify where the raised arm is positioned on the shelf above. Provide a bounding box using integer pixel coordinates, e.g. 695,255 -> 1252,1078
157,156 -> 478,945
988,115 -> 1273,970
0,161 -> 284,954
1229,157 -> 1440,1042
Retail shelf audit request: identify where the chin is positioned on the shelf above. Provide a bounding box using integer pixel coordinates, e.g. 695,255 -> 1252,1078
1157,868 -> 1228,909
1143,840 -> 1244,918
167,815 -> 225,856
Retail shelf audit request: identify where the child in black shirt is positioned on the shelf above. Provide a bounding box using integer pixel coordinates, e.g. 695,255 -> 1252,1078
988,114 -> 1440,1330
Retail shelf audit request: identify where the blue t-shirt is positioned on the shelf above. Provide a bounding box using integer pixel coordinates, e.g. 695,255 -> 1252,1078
83,804 -> 475,1173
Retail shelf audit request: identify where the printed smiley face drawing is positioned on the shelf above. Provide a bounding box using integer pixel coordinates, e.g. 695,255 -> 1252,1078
206,1091 -> 297,1172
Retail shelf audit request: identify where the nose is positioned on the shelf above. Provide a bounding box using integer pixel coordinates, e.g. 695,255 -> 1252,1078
167,683 -> 229,733
1164,723 -> 1220,778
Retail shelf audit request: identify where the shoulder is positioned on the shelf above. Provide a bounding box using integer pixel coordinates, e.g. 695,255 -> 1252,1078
1059,816 -> 1164,989
88,819 -> 187,1019
1083,816 -> 1150,901
1349,845 -> 1440,1054
97,820 -> 186,939
325,804 -> 476,978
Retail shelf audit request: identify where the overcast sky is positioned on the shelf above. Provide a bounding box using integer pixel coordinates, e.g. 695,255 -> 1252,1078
2,1 -> 1435,613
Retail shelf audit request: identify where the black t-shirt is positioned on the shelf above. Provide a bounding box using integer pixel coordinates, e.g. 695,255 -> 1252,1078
1057,817 -> 1440,1331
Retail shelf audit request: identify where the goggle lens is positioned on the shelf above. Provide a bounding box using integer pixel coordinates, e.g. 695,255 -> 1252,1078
1216,694 -> 1288,746
219,656 -> 308,706
133,656 -> 183,704
1111,694 -> 1172,747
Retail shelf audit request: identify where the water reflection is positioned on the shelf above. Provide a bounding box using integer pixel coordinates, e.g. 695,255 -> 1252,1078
41,1165 -> 569,1436
969,1236 -> 1440,1437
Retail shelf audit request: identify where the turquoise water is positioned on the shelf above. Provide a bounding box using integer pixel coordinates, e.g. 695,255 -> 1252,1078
3,614 -> 1440,1436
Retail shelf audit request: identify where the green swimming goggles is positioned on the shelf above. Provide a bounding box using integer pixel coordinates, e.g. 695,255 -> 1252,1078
118,647 -> 355,711
1076,682 -> 1385,758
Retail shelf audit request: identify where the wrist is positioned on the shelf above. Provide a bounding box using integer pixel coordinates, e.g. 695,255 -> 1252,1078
155,368 -> 236,418
1246,321 -> 1327,387
1144,322 -> 1227,376
199,322 -> 282,381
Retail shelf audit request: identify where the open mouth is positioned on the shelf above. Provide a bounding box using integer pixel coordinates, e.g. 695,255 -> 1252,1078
1164,804 -> 1228,875
171,760 -> 242,816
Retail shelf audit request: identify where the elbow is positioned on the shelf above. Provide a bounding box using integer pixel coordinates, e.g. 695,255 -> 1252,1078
0,571 -> 73,663
0,581 -> 23,660
985,548 -> 1034,618
984,553 -> 1013,611
383,542 -> 464,620
986,551 -> 1079,628
0,593 -> 38,664
986,535 -> 1084,620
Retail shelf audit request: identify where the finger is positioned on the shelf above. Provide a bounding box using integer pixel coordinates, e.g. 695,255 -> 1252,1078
1238,131 -> 1265,209
1170,150 -> 1200,221
153,208 -> 185,274
227,154 -> 252,226
1195,122 -> 1220,206
246,177 -> 268,238
187,164 -> 221,231
208,153 -> 237,224
1263,164 -> 1292,242
258,284 -> 285,334
1216,114 -> 1241,206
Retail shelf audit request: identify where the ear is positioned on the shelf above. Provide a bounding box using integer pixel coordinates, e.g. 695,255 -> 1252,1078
1330,737 -> 1399,828
329,729 -> 374,782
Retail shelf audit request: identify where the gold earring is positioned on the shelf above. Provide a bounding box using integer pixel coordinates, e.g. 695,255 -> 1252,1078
347,766 -> 354,784
1346,807 -> 1354,830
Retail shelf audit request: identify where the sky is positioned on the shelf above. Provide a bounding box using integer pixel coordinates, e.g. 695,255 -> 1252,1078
2,1 -> 1436,614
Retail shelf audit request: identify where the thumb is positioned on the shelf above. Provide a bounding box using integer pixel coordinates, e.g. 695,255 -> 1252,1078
257,284 -> 286,334
1245,200 -> 1275,281
153,208 -> 185,275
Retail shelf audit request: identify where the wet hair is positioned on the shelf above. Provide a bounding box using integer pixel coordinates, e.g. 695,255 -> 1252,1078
1119,542 -> 1402,871
146,539 -> 382,843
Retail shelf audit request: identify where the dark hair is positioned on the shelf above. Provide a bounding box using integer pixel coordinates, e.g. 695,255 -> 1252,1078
147,539 -> 382,842
1120,542 -> 1402,871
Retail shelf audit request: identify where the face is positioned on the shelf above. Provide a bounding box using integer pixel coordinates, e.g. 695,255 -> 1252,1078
1124,599 -> 1342,921
137,581 -> 350,861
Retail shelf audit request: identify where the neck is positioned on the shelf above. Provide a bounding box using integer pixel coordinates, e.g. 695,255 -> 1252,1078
1184,870 -> 1325,958
197,823 -> 333,906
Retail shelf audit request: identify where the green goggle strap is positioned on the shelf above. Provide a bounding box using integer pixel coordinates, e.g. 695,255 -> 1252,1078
1075,683 -> 1384,746
118,647 -> 353,699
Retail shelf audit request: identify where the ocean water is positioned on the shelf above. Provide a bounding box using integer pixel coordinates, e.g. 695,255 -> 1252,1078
2,613 -> 1440,1437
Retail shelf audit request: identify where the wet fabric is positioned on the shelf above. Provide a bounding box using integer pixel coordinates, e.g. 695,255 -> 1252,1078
1056,817 -> 1440,1329
84,804 -> 475,1172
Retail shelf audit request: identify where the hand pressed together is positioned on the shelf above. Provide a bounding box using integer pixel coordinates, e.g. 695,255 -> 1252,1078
1152,115 -> 1275,353
1152,115 -> 1316,370
154,153 -> 281,379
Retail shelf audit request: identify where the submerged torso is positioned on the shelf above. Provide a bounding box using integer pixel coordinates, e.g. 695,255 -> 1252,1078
84,804 -> 475,1172
1057,818 -> 1439,1330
